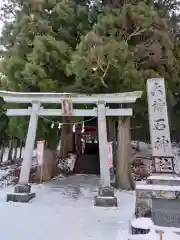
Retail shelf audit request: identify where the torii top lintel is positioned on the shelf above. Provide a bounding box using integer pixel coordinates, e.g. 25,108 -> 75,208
0,90 -> 142,104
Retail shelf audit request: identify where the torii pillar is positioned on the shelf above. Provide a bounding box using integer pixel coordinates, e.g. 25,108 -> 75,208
94,101 -> 117,206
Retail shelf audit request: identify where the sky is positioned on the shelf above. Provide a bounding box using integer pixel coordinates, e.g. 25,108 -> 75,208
0,22 -> 3,35
0,1 -> 4,35
0,0 -> 9,35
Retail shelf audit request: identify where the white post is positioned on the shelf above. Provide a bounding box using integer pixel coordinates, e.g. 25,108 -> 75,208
97,101 -> 110,187
19,102 -> 40,184
147,78 -> 173,173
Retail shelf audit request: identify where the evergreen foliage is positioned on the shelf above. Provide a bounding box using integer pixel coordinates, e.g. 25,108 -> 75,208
0,0 -> 180,139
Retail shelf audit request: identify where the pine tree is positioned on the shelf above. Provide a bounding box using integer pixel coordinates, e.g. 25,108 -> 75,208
0,0 -> 91,151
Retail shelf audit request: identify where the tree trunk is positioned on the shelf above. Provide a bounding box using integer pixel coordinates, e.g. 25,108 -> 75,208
7,138 -> 13,164
19,140 -> 24,159
0,144 -> 5,163
60,116 -> 73,159
116,117 -> 135,190
13,138 -> 18,160
108,119 -> 116,142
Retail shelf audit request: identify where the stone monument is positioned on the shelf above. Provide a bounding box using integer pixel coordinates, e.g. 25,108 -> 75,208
135,78 -> 180,230
147,78 -> 174,173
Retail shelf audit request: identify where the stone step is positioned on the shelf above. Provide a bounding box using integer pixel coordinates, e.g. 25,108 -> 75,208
146,175 -> 180,186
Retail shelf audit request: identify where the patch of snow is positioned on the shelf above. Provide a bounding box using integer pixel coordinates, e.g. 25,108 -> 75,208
154,225 -> 180,234
131,218 -> 154,230
0,170 -> 9,178
116,229 -> 130,240
135,181 -> 147,185
58,154 -> 76,172
130,218 -> 180,239
0,175 -> 136,240
131,141 -> 151,151
128,229 -> 158,240
147,175 -> 180,180
51,174 -> 65,180
162,231 -> 180,240
172,145 -> 180,175
136,184 -> 180,191
128,230 -> 180,240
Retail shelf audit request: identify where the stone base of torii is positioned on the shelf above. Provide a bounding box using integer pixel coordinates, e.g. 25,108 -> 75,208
0,90 -> 142,206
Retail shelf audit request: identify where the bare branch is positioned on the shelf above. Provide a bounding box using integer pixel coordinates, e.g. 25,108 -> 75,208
101,62 -> 110,80
125,27 -> 145,42
96,60 -> 109,88
97,59 -> 105,72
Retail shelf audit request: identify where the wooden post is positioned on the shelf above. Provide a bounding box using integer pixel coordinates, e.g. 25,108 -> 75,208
116,117 -> 135,189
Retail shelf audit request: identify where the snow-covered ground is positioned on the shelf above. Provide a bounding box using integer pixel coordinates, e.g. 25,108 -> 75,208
0,175 -> 135,240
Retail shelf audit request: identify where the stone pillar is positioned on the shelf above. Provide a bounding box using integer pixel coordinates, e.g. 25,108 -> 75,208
19,102 -> 40,184
147,78 -> 173,173
6,102 -> 40,203
94,101 -> 117,207
97,101 -> 110,187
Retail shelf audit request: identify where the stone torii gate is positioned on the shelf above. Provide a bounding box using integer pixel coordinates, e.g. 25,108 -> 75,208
0,90 -> 142,206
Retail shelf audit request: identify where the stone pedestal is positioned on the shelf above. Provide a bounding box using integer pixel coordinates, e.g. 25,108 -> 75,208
94,186 -> 117,207
6,184 -> 36,203
146,175 -> 180,186
135,184 -> 180,228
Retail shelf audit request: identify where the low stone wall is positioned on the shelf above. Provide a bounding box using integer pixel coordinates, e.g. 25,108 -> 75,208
146,176 -> 180,186
135,184 -> 180,228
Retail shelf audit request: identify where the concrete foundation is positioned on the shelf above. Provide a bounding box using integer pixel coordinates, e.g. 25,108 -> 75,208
94,196 -> 117,207
6,192 -> 36,202
6,184 -> 36,203
14,184 -> 31,193
94,186 -> 117,207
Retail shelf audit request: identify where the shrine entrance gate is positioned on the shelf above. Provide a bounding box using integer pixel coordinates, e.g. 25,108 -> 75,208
0,90 -> 142,206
